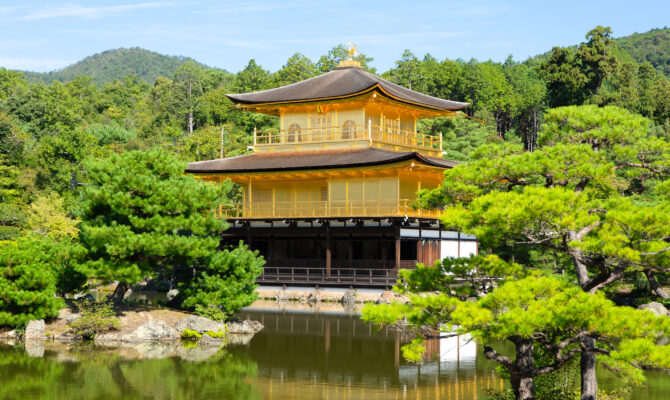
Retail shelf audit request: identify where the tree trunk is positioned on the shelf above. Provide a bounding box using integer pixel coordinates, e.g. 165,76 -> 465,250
188,111 -> 194,134
512,337 -> 536,400
645,270 -> 670,299
580,336 -> 597,400
110,282 -> 130,304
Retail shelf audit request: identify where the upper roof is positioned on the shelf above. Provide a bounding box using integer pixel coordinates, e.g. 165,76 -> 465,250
186,148 -> 457,174
226,66 -> 468,111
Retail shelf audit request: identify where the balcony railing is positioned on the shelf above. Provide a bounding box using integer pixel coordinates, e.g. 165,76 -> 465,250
254,123 -> 442,152
216,199 -> 442,219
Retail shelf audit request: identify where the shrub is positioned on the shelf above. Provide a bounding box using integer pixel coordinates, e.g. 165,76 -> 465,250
193,304 -> 227,322
68,301 -> 120,339
0,238 -> 64,328
203,329 -> 226,339
181,329 -> 201,339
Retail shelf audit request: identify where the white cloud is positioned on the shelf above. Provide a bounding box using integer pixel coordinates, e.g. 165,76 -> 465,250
0,57 -> 72,72
16,2 -> 174,21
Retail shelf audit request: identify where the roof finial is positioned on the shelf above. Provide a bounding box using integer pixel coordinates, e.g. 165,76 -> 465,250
339,43 -> 361,68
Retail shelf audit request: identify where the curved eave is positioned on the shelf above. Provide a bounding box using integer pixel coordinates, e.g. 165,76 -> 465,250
186,151 -> 456,175
227,83 -> 469,113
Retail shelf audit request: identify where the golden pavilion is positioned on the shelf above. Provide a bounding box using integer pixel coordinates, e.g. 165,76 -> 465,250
186,57 -> 477,287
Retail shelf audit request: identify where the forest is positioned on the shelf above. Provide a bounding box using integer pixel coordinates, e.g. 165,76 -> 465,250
1,25 -> 670,400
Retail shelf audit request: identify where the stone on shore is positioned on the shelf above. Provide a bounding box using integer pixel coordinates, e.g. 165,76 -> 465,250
227,320 -> 263,334
175,315 -> 225,334
25,320 -> 46,340
127,321 -> 179,341
637,302 -> 669,317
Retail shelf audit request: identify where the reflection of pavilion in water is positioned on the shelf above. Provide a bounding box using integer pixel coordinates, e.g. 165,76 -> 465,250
236,310 -> 504,399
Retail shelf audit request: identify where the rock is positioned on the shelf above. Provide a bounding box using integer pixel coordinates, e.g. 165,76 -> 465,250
55,332 -> 78,341
227,320 -> 263,334
166,289 -> 180,302
637,302 -> 669,317
307,289 -> 321,305
127,321 -> 179,341
276,290 -> 290,302
199,334 -> 223,345
341,289 -> 356,305
66,314 -> 81,324
123,288 -> 133,299
25,320 -> 46,340
376,290 -> 396,304
74,293 -> 96,302
0,330 -> 17,339
175,315 -> 225,334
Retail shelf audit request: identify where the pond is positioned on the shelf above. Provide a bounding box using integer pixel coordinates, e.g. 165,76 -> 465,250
0,302 -> 668,399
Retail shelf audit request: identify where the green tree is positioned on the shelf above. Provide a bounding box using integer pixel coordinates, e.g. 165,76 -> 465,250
316,44 -> 376,73
0,236 -> 65,327
78,150 -> 263,310
173,61 -> 206,134
233,59 -> 270,93
578,26 -> 618,100
272,53 -> 317,86
415,105 -> 670,399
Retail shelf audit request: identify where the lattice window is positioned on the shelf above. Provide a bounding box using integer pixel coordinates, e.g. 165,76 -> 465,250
342,120 -> 356,140
287,123 -> 301,143
383,116 -> 400,135
310,114 -> 332,140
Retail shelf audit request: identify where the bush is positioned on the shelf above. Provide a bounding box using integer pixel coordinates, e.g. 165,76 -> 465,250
68,301 -> 120,339
181,329 -> 201,339
193,304 -> 227,322
181,244 -> 264,317
0,239 -> 64,328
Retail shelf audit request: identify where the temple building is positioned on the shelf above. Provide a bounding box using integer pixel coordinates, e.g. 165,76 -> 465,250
186,57 -> 477,287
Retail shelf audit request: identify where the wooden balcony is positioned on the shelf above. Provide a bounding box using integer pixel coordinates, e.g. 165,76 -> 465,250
217,199 -> 442,220
254,123 -> 442,154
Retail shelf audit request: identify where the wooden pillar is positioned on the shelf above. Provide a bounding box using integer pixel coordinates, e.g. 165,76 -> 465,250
417,240 -> 422,264
326,226 -> 331,278
395,240 -> 401,269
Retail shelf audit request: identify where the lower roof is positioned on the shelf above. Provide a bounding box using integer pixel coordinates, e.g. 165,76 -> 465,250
186,148 -> 457,174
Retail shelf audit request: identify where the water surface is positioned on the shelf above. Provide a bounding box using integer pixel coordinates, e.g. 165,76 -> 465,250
0,304 -> 668,399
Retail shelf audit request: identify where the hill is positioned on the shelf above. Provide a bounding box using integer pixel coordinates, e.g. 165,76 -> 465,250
616,27 -> 670,77
23,47 -> 211,86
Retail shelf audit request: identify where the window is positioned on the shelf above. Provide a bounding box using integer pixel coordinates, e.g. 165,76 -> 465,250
383,115 -> 400,135
310,114 -> 332,141
287,123 -> 301,143
342,120 -> 356,140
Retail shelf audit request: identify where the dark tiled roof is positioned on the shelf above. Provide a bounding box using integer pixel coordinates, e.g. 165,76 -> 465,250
226,66 -> 468,111
186,148 -> 457,173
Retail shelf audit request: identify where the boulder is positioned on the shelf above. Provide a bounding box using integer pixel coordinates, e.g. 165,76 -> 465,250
227,320 -> 264,334
166,289 -> 180,302
25,320 -> 45,340
66,314 -> 81,324
637,302 -> 669,317
376,290 -> 396,304
128,321 -> 179,341
199,334 -> 224,345
0,330 -> 17,339
306,289 -> 321,305
341,289 -> 357,305
175,315 -> 225,334
74,293 -> 96,302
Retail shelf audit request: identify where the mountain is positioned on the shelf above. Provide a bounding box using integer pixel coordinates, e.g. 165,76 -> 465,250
23,47 -> 210,86
616,27 -> 670,77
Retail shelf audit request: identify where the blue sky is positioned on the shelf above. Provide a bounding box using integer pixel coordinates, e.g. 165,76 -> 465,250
0,0 -> 668,73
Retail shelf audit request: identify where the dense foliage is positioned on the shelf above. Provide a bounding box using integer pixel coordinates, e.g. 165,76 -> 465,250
366,104 -> 670,400
78,149 -> 263,314
616,27 -> 670,78
0,236 -> 65,327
